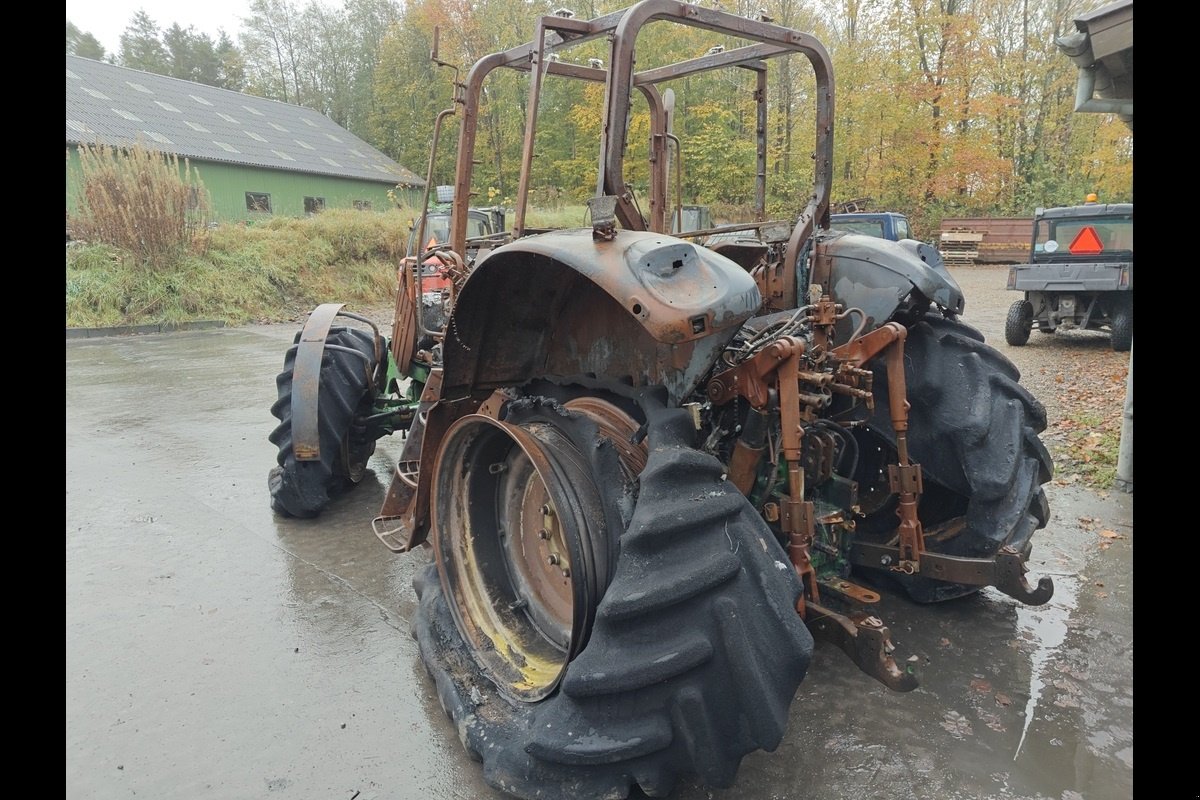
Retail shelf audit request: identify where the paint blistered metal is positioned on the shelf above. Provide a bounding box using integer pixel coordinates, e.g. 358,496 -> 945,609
441,230 -> 760,404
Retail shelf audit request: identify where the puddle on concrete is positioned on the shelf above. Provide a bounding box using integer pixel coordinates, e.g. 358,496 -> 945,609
1013,574 -> 1080,761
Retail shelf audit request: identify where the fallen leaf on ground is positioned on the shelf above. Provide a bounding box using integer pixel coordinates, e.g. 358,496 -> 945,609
977,710 -> 1006,733
995,693 -> 1012,707
941,710 -> 973,738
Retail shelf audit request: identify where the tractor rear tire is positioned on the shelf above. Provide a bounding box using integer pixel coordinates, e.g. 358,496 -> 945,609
413,394 -> 813,799
855,314 -> 1053,603
267,326 -> 383,518
1004,300 -> 1033,346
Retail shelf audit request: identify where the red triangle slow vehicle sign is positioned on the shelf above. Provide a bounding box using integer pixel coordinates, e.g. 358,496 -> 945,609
1068,226 -> 1104,255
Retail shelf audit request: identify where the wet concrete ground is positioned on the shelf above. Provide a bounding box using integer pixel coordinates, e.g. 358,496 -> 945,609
66,322 -> 1132,800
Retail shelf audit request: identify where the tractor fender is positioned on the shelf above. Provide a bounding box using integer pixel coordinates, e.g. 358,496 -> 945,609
440,229 -> 761,404
815,233 -> 965,332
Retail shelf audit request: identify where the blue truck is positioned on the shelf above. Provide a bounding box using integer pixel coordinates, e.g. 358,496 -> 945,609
829,211 -> 914,241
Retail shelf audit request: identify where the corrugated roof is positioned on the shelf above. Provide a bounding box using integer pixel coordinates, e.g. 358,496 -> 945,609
66,55 -> 425,187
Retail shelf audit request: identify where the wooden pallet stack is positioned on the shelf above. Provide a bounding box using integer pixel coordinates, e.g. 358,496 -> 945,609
939,229 -> 983,266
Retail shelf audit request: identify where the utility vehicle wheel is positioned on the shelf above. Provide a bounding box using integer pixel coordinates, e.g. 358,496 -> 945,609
854,314 -> 1053,603
267,326 -> 384,518
413,392 -> 813,799
1004,299 -> 1033,346
1110,298 -> 1132,352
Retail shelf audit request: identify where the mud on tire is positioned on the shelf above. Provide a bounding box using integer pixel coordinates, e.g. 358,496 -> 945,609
268,326 -> 383,518
413,396 -> 814,799
855,314 -> 1053,603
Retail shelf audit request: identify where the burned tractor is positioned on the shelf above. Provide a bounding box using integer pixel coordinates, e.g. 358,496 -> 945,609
267,3 -> 1054,798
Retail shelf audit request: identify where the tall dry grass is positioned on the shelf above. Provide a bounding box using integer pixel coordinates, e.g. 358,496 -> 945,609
66,208 -> 417,328
68,142 -> 210,268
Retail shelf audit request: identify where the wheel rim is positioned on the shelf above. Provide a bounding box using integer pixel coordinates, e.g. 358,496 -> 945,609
432,413 -> 607,702
340,436 -> 372,483
564,395 -> 647,475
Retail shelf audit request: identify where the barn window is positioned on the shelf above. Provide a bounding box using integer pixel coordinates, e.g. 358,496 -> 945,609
304,196 -> 325,215
246,192 -> 272,213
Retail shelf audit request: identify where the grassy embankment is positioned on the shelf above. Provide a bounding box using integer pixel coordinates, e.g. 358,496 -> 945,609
66,203 -> 595,329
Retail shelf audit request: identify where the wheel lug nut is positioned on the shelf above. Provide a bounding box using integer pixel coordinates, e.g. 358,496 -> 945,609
538,529 -> 551,540
561,567 -> 570,578
548,554 -> 560,565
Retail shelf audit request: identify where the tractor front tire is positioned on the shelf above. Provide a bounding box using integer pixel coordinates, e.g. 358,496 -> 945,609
856,314 -> 1053,603
268,326 -> 383,518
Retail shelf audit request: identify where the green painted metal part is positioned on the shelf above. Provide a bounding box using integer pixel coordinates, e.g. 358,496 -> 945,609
360,346 -> 428,439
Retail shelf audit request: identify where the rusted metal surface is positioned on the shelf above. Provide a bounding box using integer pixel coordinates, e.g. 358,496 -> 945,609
878,328 -> 925,573
449,0 -> 834,254
440,231 -> 761,405
291,303 -> 346,461
828,320 -> 903,366
706,336 -> 806,409
563,396 -> 647,475
430,412 -> 608,702
805,602 -> 919,692
512,23 -> 549,241
754,67 -> 767,221
849,542 -> 1054,605
391,260 -> 419,372
371,459 -> 419,553
829,323 -> 926,572
374,369 -> 449,552
450,11 -> 628,252
701,331 -> 839,615
753,335 -> 819,610
818,578 -> 880,605
601,1 -> 833,239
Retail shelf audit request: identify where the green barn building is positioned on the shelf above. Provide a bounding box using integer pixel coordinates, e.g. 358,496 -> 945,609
66,55 -> 424,222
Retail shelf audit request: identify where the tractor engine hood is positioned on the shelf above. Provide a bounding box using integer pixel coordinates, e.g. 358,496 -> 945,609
441,229 -> 761,404
815,232 -> 966,328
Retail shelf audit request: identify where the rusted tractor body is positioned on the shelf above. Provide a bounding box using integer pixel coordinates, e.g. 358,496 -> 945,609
267,4 -> 1053,798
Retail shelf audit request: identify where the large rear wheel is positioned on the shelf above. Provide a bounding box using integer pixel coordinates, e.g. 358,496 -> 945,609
267,325 -> 385,518
414,391 -> 814,799
854,314 -> 1053,602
